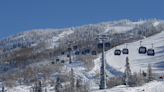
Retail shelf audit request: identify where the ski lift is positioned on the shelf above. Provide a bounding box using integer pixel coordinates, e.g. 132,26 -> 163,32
139,47 -> 147,54
105,42 -> 110,47
147,44 -> 155,56
122,48 -> 129,54
56,59 -> 59,62
114,49 -> 121,55
75,51 -> 79,55
138,41 -> 147,54
67,54 -> 70,57
61,52 -> 64,55
82,51 -> 86,55
122,44 -> 129,54
147,49 -> 155,56
92,51 -> 96,55
52,62 -> 55,64
61,60 -> 65,63
74,46 -> 77,50
67,48 -> 72,51
85,49 -> 90,53
98,43 -> 103,49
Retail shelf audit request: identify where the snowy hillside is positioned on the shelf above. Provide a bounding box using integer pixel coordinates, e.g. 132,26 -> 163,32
106,31 -> 164,75
1,19 -> 164,92
93,81 -> 164,92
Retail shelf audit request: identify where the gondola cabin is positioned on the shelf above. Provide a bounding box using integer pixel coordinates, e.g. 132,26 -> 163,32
75,51 -> 79,55
61,60 -> 65,63
85,49 -> 90,53
122,48 -> 129,54
98,43 -> 103,49
61,52 -> 64,55
147,49 -> 155,56
56,59 -> 60,62
74,46 -> 77,50
67,54 -> 70,57
92,51 -> 96,55
68,48 -> 72,51
105,42 -> 110,47
139,47 -> 147,54
82,51 -> 86,55
114,49 -> 121,55
52,62 -> 55,64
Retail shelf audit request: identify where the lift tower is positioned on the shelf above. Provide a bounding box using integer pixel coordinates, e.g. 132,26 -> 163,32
97,35 -> 109,89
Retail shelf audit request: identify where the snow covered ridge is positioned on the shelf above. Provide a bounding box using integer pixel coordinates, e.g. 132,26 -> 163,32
0,19 -> 163,53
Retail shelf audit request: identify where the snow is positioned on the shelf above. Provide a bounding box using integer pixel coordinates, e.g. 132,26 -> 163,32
106,31 -> 164,74
2,21 -> 164,92
48,30 -> 74,49
92,81 -> 164,92
154,22 -> 160,27
103,21 -> 145,34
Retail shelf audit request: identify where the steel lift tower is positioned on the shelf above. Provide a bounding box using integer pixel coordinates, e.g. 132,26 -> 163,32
97,35 -> 109,89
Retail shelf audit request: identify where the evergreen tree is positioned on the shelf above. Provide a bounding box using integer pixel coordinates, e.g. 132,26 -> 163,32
124,57 -> 131,86
70,68 -> 75,92
55,76 -> 63,92
147,63 -> 154,82
142,70 -> 147,77
76,77 -> 82,92
2,86 -> 4,92
38,81 -> 42,92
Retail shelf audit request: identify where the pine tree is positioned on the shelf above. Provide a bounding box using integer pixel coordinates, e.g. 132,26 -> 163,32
124,57 -> 131,86
2,86 -> 4,92
38,81 -> 42,92
70,68 -> 75,92
147,63 -> 154,82
55,76 -> 63,92
76,77 -> 82,92
142,70 -> 147,77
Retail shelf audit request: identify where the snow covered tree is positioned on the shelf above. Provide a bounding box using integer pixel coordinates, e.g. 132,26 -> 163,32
70,68 -> 75,92
55,76 -> 63,92
2,86 -> 4,92
76,77 -> 82,92
108,77 -> 116,87
124,57 -> 131,86
147,63 -> 154,82
142,70 -> 147,77
38,81 -> 42,92
129,71 -> 146,87
83,82 -> 90,92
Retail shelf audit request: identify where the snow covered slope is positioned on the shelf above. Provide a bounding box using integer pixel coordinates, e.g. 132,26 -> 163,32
105,31 -> 164,75
1,20 -> 164,92
104,21 -> 145,34
93,81 -> 164,92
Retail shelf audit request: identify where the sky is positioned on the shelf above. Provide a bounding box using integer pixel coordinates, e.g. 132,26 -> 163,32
0,0 -> 164,40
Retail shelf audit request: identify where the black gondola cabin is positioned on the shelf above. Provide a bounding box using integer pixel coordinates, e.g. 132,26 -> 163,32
98,43 -> 103,49
85,49 -> 90,53
139,47 -> 147,54
92,51 -> 96,55
75,51 -> 79,55
61,52 -> 64,55
114,49 -> 121,55
105,42 -> 110,47
122,48 -> 129,54
61,60 -> 65,63
147,49 -> 155,56
74,46 -> 77,50
68,48 -> 72,51
82,51 -> 86,55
